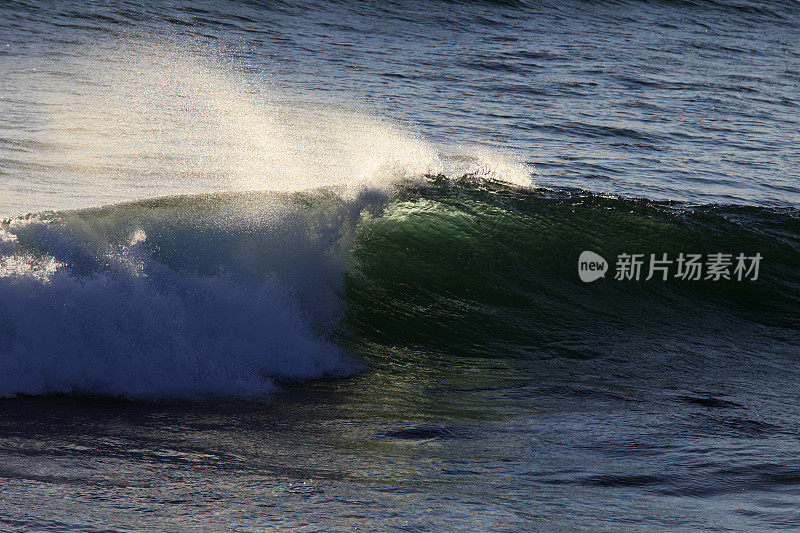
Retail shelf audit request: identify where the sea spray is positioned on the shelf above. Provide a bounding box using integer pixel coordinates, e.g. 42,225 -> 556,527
1,33 -> 528,217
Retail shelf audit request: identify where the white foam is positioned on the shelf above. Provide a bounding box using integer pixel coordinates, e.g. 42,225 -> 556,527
0,195 -> 365,400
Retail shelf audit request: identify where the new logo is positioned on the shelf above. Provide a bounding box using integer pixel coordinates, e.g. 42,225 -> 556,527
578,251 -> 608,282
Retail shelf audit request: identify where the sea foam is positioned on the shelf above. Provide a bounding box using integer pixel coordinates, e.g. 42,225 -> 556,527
0,193 -> 366,399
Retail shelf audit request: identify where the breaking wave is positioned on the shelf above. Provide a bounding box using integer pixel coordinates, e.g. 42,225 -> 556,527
1,180 -> 799,400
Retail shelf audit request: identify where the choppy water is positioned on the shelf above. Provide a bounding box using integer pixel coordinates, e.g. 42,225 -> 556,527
1,1 -> 800,531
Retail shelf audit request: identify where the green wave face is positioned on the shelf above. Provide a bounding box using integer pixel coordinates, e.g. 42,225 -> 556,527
344,180 -> 800,366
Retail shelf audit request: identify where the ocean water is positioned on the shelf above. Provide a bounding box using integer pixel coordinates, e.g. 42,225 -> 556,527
1,0 -> 800,531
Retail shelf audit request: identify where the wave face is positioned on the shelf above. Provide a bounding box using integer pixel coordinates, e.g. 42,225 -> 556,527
343,179 -> 800,363
3,179 -> 797,400
0,191 -> 373,399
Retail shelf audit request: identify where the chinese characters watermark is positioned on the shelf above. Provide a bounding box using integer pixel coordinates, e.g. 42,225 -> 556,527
579,251 -> 761,282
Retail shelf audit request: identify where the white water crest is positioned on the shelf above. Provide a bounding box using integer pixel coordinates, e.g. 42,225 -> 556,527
0,192 -> 371,399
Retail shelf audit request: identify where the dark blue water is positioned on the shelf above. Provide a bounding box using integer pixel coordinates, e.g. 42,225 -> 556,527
1,1 -> 800,531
